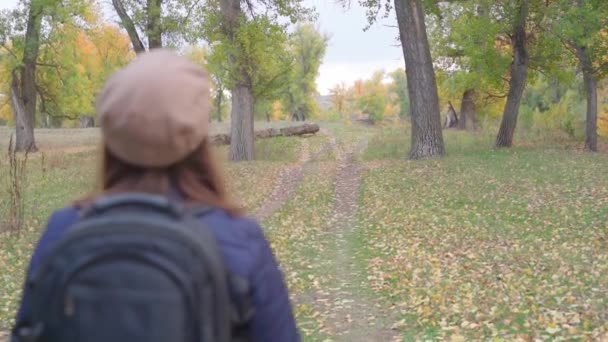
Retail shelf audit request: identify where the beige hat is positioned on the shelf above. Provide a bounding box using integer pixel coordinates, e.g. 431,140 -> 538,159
96,48 -> 210,167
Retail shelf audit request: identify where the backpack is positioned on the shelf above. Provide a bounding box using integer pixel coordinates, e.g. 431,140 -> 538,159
13,193 -> 253,342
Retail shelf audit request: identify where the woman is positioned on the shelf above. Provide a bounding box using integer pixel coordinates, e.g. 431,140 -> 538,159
12,49 -> 300,341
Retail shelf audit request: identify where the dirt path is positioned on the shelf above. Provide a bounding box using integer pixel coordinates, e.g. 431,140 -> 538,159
305,137 -> 400,342
253,132 -> 336,222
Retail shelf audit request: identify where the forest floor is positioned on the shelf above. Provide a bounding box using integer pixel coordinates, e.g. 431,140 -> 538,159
1,122 -> 608,341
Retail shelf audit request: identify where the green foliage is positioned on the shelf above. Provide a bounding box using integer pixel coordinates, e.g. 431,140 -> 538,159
517,73 -> 587,138
0,0 -> 133,127
281,24 -> 329,120
354,70 -> 386,123
388,68 -> 409,119
550,0 -> 608,79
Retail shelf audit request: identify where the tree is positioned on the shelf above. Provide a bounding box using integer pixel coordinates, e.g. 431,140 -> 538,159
1,1 -> 134,133
388,68 -> 409,120
110,0 -> 203,52
205,1 -> 313,161
330,82 -> 348,117
394,0 -> 445,158
283,24 -> 329,122
458,89 -> 477,130
346,0 -> 445,159
3,0 -> 46,151
496,0 -> 530,148
185,45 -> 229,122
551,0 -> 608,151
1,0 -> 93,150
355,70 -> 387,123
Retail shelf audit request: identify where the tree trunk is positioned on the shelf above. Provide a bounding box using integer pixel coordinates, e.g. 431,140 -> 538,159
280,123 -> 319,136
221,0 -> 256,161
394,0 -> 445,159
79,116 -> 95,128
112,0 -> 145,53
211,124 -> 319,145
229,84 -> 255,161
576,46 -> 597,152
146,0 -> 162,49
458,89 -> 477,130
496,0 -> 529,148
13,0 -> 45,152
444,101 -> 458,129
216,86 -> 223,122
10,72 -> 36,151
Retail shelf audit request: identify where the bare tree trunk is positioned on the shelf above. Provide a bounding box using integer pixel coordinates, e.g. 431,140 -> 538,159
458,89 -> 477,130
79,116 -> 95,128
10,72 -> 36,151
496,0 -> 529,148
229,85 -> 255,160
394,0 -> 445,159
576,46 -> 597,152
112,0 -> 145,53
147,0 -> 162,49
13,0 -> 45,152
216,87 -> 223,122
444,101 -> 458,129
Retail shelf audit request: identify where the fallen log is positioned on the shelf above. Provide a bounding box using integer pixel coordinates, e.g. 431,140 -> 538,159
210,123 -> 320,145
280,123 -> 320,136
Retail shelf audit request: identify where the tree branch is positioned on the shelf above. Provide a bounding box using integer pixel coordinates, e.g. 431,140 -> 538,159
36,62 -> 59,68
112,0 -> 146,53
0,44 -> 19,60
484,91 -> 507,100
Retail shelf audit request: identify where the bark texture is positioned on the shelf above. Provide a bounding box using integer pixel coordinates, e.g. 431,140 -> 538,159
394,0 -> 445,159
496,0 -> 529,148
146,0 -> 162,49
13,0 -> 44,152
576,46 -> 598,152
229,84 -> 255,160
458,89 -> 477,130
10,71 -> 35,151
444,101 -> 458,129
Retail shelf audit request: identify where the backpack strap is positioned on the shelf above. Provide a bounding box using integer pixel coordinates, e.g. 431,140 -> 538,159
180,210 -> 233,342
80,193 -> 184,219
188,207 -> 254,342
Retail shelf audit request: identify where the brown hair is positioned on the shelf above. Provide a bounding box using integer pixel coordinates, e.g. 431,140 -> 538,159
77,138 -> 243,216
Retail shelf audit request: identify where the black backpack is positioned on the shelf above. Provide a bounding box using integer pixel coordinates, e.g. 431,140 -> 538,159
13,193 -> 252,342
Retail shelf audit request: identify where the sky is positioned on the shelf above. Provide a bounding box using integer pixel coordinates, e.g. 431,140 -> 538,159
1,0 -> 405,95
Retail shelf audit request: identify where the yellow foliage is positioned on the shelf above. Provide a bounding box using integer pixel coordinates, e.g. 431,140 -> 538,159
383,101 -> 398,118
0,99 -> 13,124
599,82 -> 608,137
272,101 -> 284,121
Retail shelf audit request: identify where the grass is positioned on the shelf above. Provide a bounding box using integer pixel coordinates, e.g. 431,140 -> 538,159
263,161 -> 337,341
1,122 -> 607,341
358,128 -> 608,340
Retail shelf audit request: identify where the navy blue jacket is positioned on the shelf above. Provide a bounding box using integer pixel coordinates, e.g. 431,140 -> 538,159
14,206 -> 300,342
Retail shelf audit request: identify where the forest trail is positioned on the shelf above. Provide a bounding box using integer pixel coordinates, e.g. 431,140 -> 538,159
253,130 -> 336,221
289,131 -> 400,341
280,131 -> 401,342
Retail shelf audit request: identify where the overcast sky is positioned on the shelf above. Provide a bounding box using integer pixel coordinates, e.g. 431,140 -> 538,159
1,0 -> 404,95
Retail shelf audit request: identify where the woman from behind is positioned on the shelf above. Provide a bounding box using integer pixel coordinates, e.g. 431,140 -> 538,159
12,49 -> 300,342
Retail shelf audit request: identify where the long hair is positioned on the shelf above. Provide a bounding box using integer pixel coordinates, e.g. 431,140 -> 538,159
77,138 -> 243,216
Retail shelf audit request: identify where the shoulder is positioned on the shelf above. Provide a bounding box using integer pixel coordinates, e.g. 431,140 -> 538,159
199,209 -> 272,277
28,207 -> 81,272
